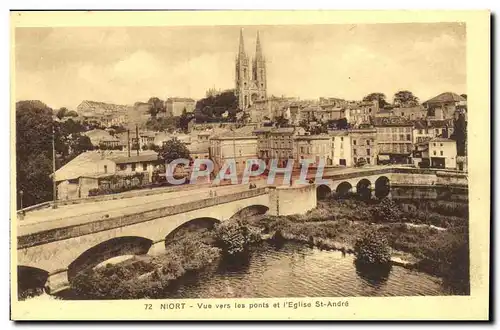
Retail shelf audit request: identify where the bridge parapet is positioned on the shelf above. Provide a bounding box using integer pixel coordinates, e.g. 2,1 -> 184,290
268,184 -> 317,216
18,187 -> 269,250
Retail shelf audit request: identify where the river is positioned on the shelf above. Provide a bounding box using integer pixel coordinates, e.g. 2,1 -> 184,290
161,241 -> 449,298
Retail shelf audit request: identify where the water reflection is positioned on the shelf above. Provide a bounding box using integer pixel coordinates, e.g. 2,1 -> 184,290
354,260 -> 392,288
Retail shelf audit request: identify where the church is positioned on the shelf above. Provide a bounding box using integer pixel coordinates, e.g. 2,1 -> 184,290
235,28 -> 267,110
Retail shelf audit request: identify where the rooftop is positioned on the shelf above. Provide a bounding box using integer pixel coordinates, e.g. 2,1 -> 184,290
423,92 -> 466,105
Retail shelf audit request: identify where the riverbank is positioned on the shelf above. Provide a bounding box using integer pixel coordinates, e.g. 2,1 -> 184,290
250,198 -> 469,294
66,197 -> 469,299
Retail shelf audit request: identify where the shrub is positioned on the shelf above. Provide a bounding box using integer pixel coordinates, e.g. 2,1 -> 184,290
214,219 -> 261,255
371,198 -> 401,223
354,231 -> 391,265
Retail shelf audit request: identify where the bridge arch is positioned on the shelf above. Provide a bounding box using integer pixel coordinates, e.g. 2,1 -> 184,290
230,205 -> 269,220
164,217 -> 220,247
336,181 -> 352,198
356,179 -> 372,200
67,236 -> 153,281
375,176 -> 390,199
316,185 -> 332,200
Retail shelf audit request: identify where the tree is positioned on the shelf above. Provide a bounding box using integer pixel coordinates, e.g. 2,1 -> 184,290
450,112 -> 467,156
354,231 -> 391,265
16,100 -> 54,209
66,110 -> 78,117
147,97 -> 165,118
363,92 -> 389,108
394,90 -> 419,107
72,135 -> 93,155
56,107 -> 68,119
460,94 -> 467,100
157,138 -> 190,165
274,115 -> 289,128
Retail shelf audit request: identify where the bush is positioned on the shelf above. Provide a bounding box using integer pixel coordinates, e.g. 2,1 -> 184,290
214,219 -> 261,255
354,231 -> 392,265
371,198 -> 401,223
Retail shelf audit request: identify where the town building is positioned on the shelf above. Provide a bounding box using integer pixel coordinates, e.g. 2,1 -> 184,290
253,126 -> 306,166
349,128 -> 377,166
428,137 -> 457,169
83,129 -> 121,149
166,97 -> 196,117
373,117 -> 414,164
412,119 -> 454,144
412,138 -> 458,169
209,126 -> 258,174
54,150 -> 162,200
77,100 -> 130,127
328,130 -> 352,167
392,105 -> 427,121
293,135 -> 333,166
235,29 -> 267,110
423,92 -> 466,121
346,100 -> 378,127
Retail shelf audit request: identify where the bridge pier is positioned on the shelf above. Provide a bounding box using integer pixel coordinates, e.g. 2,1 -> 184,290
147,240 -> 166,256
45,269 -> 70,295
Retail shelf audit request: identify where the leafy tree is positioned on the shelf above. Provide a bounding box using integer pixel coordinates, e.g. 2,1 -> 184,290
450,112 -> 467,156
66,110 -> 78,117
72,135 -> 93,154
147,97 -> 165,118
394,90 -> 419,107
363,92 -> 389,108
56,107 -> 68,119
371,198 -> 402,223
16,100 -> 54,209
460,94 -> 467,100
354,231 -> 391,265
178,109 -> 194,133
157,138 -> 190,165
274,115 -> 289,128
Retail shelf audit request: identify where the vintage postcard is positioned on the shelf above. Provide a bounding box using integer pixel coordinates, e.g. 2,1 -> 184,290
10,10 -> 490,320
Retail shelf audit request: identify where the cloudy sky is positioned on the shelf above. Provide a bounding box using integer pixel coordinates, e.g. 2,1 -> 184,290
15,23 -> 466,110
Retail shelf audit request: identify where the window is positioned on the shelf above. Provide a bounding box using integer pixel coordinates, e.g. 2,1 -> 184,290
104,165 -> 108,173
353,149 -> 357,156
340,137 -> 344,142
399,134 -> 404,141
433,151 -> 437,156
433,143 -> 436,147
366,158 -> 371,164
366,140 -> 370,146
435,129 -> 440,135
440,143 -> 443,147
419,129 -> 423,134
300,147 -> 304,153
440,151 -> 444,156
353,140 -> 357,145
143,163 -> 147,171
131,163 -> 136,171
406,134 -> 411,141
353,157 -> 357,163
367,149 -> 371,156
119,164 -> 126,171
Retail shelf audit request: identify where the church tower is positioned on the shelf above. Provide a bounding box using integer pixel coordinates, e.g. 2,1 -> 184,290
235,29 -> 267,110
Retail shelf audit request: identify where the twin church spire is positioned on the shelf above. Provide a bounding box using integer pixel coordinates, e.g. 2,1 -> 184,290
235,28 -> 267,110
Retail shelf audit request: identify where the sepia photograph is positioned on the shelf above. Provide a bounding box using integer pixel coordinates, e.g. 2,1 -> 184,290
10,10 -> 490,320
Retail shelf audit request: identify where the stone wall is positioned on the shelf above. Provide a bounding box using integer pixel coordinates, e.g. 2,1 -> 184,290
268,184 -> 317,216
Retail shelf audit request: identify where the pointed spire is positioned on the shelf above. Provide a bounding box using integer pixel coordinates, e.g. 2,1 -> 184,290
238,28 -> 246,58
255,30 -> 263,61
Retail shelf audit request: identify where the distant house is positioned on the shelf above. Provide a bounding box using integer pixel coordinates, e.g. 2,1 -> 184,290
77,100 -> 130,127
373,117 -> 414,165
423,92 -> 466,121
84,129 -> 121,149
413,138 -> 457,170
166,97 -> 196,117
54,150 -> 162,200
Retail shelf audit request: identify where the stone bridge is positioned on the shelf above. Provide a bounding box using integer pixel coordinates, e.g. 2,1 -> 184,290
17,185 -> 317,295
17,166 -> 468,296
